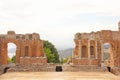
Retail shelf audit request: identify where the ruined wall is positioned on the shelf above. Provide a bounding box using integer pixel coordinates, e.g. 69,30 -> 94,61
0,31 -> 47,65
72,22 -> 120,68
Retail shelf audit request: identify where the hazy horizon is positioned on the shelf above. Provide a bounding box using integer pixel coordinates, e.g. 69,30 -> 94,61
0,0 -> 120,50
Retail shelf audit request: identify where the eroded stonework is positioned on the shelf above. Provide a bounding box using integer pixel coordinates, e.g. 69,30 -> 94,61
0,31 -> 47,65
72,22 -> 120,68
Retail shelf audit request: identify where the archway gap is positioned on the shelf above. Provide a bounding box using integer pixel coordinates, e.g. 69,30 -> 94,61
81,45 -> 87,58
7,42 -> 17,63
103,43 -> 110,61
102,42 -> 112,67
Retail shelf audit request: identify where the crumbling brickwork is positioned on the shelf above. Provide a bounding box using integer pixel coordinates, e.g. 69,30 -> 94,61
73,22 -> 120,68
0,31 -> 47,65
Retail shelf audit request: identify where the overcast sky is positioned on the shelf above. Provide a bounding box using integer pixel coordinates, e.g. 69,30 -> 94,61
0,0 -> 120,50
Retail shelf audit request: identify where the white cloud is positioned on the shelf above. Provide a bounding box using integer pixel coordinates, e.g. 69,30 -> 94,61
0,0 -> 120,50
7,43 -> 16,58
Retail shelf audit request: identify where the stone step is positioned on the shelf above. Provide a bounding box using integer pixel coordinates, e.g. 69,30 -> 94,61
7,65 -> 108,72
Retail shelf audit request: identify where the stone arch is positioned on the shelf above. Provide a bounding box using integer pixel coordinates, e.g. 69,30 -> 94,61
90,40 -> 95,59
102,41 -> 115,67
32,45 -> 37,57
90,46 -> 95,58
73,24 -> 120,68
7,42 -> 17,63
102,43 -> 110,60
81,45 -> 87,58
25,46 -> 29,57
7,42 -> 16,55
4,40 -> 21,64
0,31 -> 47,65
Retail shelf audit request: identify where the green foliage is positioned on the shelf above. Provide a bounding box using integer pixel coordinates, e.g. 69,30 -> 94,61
7,56 -> 16,63
7,56 -> 15,63
44,47 -> 55,63
43,40 -> 60,63
7,57 -> 12,63
11,55 -> 16,63
60,56 -> 71,63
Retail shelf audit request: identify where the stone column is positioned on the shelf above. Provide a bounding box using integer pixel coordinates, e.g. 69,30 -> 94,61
88,39 -> 90,59
95,40 -> 98,59
29,45 -> 32,57
79,40 -> 81,59
16,49 -> 20,63
101,41 -> 103,61
100,40 -> 104,67
4,44 -> 7,65
110,45 -> 114,67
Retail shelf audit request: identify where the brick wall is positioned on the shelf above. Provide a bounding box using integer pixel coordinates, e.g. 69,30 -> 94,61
72,58 -> 99,65
20,57 -> 47,65
111,67 -> 120,75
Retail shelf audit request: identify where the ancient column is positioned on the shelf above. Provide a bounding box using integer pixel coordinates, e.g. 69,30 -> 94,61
79,40 -> 81,59
95,40 -> 98,59
88,39 -> 90,59
100,40 -> 104,67
100,40 -> 103,61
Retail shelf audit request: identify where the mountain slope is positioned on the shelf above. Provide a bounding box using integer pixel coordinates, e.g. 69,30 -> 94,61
58,48 -> 73,59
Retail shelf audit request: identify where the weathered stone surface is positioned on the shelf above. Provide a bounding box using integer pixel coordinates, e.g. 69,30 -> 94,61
111,67 -> 120,75
72,22 -> 120,70
0,31 -> 47,65
7,63 -> 56,72
20,57 -> 47,65
0,72 -> 118,80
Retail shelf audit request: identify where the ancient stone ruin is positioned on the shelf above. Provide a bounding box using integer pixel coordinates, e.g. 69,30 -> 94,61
0,22 -> 120,75
72,22 -> 120,74
0,31 -> 47,65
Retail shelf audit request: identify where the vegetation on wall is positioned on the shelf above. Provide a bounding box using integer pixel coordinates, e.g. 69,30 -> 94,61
60,56 -> 72,64
7,56 -> 16,63
43,40 -> 60,63
8,40 -> 60,63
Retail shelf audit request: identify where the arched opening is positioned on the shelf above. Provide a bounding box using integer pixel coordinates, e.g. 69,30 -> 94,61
25,46 -> 29,57
81,46 -> 87,58
103,43 -> 110,67
90,46 -> 95,58
3,67 -> 10,73
103,43 -> 110,60
32,46 -> 36,57
7,43 -> 17,64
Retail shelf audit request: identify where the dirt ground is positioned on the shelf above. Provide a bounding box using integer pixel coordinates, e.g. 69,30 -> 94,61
0,72 -> 119,80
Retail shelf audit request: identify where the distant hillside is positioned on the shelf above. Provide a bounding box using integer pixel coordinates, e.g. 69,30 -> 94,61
58,48 -> 73,59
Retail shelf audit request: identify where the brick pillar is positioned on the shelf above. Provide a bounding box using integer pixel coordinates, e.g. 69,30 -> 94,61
20,44 -> 25,57
100,40 -> 104,67
39,40 -> 44,57
29,45 -> 32,57
4,45 -> 7,65
79,40 -> 81,59
16,49 -> 20,63
36,45 -> 40,57
88,40 -> 90,59
101,41 -> 103,61
110,45 -> 114,67
95,40 -> 98,59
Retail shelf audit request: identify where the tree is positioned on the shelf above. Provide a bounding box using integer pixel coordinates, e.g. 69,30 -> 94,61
7,57 -> 12,63
60,56 -> 71,63
44,47 -> 55,63
9,40 -> 60,63
7,56 -> 16,63
11,55 -> 16,63
43,40 -> 60,63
